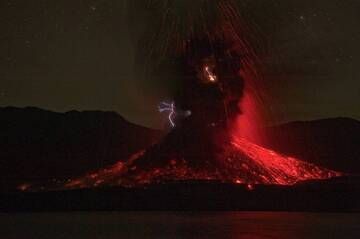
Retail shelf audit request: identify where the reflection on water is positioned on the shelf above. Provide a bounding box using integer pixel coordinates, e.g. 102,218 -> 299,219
1,212 -> 360,239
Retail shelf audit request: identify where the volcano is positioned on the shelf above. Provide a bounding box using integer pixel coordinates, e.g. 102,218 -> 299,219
18,3 -> 342,192
58,33 -> 341,189
61,122 -> 340,190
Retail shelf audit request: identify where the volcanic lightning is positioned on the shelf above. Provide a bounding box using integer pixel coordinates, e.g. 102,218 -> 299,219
158,101 -> 176,127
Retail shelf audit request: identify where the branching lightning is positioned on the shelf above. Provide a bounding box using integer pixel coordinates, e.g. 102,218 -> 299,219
158,101 -> 176,127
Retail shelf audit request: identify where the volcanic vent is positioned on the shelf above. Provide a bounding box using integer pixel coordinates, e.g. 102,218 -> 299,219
61,37 -> 340,190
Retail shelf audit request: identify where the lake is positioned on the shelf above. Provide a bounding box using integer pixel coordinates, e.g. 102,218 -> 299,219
1,212 -> 359,238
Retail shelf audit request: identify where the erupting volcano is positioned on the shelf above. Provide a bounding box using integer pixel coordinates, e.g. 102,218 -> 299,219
60,43 -> 340,190
19,0 -> 342,192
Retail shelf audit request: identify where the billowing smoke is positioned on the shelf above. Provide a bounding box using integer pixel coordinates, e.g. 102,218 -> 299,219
127,0 -> 261,131
126,0 -> 268,142
174,36 -> 244,127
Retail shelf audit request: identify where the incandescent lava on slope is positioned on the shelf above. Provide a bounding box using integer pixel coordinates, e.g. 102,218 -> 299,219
62,133 -> 340,190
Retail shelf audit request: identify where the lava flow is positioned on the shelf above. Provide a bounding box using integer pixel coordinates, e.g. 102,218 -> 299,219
57,133 -> 340,190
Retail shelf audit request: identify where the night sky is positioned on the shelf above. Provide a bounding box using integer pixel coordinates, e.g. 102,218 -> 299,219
0,0 -> 359,128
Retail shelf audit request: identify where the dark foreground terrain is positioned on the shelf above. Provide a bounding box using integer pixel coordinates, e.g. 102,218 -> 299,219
1,177 -> 359,212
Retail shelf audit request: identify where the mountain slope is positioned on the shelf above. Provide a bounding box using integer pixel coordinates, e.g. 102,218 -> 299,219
262,118 -> 360,174
0,107 -> 162,189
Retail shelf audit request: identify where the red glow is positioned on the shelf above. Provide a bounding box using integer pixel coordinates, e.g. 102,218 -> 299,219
234,87 -> 263,143
19,133 -> 341,191
230,136 -> 341,185
17,183 -> 30,191
35,136 -> 340,191
247,184 -> 254,191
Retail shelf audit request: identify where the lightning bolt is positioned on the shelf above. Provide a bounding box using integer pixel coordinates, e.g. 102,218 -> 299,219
158,101 -> 176,127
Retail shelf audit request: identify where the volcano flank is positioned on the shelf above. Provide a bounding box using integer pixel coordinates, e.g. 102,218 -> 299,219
63,123 -> 340,190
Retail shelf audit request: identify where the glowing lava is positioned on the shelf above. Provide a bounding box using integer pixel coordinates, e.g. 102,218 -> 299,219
44,135 -> 340,191
204,65 -> 217,82
229,136 -> 340,185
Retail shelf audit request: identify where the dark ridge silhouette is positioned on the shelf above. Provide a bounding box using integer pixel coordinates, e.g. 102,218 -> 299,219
1,107 -> 359,191
262,117 -> 360,174
0,107 -> 162,190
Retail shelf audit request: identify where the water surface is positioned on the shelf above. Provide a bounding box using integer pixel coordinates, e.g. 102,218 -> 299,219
1,212 -> 359,239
